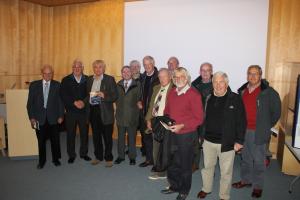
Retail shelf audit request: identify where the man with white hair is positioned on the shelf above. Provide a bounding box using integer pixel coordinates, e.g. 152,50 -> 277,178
161,67 -> 203,200
198,71 -> 246,200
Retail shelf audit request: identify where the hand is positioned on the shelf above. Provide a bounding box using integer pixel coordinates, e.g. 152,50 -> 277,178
96,91 -> 105,98
74,100 -> 85,109
137,101 -> 143,109
57,117 -> 64,124
169,124 -> 184,133
234,143 -> 243,152
30,118 -> 37,129
146,120 -> 152,131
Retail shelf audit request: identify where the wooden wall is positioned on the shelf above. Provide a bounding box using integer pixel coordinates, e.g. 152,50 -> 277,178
0,0 -> 124,93
265,0 -> 300,132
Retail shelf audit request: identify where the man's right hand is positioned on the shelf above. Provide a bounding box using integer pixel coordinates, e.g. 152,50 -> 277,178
146,120 -> 152,131
30,118 -> 36,129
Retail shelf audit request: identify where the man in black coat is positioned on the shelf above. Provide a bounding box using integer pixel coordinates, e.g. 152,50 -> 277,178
60,59 -> 91,164
86,60 -> 118,167
27,64 -> 64,169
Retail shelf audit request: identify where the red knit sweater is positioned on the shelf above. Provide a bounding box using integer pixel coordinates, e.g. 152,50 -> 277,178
242,87 -> 261,130
164,87 -> 204,134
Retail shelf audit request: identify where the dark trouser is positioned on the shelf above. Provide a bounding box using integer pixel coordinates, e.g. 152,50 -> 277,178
140,116 -> 153,162
167,131 -> 196,194
117,126 -> 137,159
90,106 -> 113,161
36,119 -> 61,165
241,130 -> 266,189
193,126 -> 204,168
138,113 -> 146,155
65,112 -> 89,158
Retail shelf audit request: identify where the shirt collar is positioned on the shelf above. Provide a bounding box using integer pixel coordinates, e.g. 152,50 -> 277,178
124,79 -> 132,86
43,79 -> 51,85
73,74 -> 82,83
176,84 -> 190,95
160,83 -> 171,91
93,74 -> 103,81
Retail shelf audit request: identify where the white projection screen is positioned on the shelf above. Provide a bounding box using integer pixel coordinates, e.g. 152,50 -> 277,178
124,0 -> 269,92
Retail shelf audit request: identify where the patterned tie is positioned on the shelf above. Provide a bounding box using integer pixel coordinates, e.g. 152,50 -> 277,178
152,88 -> 165,117
124,81 -> 128,93
43,82 -> 49,108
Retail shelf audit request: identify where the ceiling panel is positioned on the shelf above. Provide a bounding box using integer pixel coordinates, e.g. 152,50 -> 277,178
23,0 -> 101,6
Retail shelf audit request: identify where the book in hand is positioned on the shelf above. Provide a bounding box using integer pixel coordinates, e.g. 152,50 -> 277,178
90,92 -> 101,105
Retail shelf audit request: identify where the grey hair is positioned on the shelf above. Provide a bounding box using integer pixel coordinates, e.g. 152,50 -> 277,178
212,71 -> 229,85
200,62 -> 213,71
72,59 -> 84,68
167,56 -> 179,65
159,67 -> 172,78
129,60 -> 141,70
40,64 -> 53,73
143,55 -> 155,66
247,65 -> 262,75
173,67 -> 191,86
92,60 -> 106,68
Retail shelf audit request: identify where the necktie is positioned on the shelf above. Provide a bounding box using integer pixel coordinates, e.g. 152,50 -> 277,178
124,81 -> 128,93
152,88 -> 165,116
43,82 -> 49,108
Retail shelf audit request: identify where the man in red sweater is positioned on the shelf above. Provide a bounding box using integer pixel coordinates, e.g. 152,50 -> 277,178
160,67 -> 204,200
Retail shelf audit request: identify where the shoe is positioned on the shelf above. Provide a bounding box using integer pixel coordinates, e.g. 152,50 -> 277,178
91,159 -> 100,165
80,155 -> 92,161
232,181 -> 252,189
53,160 -> 61,166
114,158 -> 125,164
151,166 -> 157,172
36,163 -> 44,169
148,174 -> 167,180
252,189 -> 263,198
139,161 -> 153,167
130,159 -> 136,165
177,193 -> 188,200
197,191 -> 211,199
68,157 -> 75,164
105,161 -> 113,168
192,164 -> 199,173
160,188 -> 177,194
125,150 -> 129,154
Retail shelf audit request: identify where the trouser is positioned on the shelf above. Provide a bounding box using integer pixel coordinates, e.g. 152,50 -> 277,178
140,117 -> 153,162
167,131 -> 196,194
117,126 -> 137,159
90,106 -> 113,161
138,112 -> 146,155
65,112 -> 89,158
193,126 -> 204,168
152,137 -> 166,176
36,119 -> 61,165
201,140 -> 235,200
241,130 -> 266,189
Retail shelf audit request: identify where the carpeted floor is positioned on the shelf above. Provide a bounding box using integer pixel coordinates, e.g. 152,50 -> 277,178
0,133 -> 299,200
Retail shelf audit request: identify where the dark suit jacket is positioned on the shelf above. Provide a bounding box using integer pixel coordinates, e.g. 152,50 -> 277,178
86,74 -> 118,125
27,79 -> 64,126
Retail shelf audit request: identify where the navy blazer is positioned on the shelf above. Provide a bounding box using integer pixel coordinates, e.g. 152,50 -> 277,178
27,79 -> 64,125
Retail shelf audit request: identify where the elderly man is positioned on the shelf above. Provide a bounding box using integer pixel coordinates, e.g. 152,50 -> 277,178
167,57 -> 180,72
114,66 -> 141,165
139,55 -> 160,168
161,67 -> 203,200
86,60 -> 118,167
145,68 -> 174,179
60,59 -> 91,164
197,71 -> 246,200
191,62 -> 214,172
129,60 -> 142,80
27,64 -> 64,169
232,65 -> 281,198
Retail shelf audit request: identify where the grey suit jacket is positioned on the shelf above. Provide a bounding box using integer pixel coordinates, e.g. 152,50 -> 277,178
27,79 -> 64,125
86,74 -> 118,125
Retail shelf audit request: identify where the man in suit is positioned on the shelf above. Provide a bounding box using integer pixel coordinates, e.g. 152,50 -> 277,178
60,59 -> 91,164
114,66 -> 141,165
27,64 -> 64,169
138,55 -> 160,167
145,68 -> 173,179
86,60 -> 118,167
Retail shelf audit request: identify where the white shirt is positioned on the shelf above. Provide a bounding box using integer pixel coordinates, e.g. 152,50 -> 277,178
73,74 -> 82,83
124,79 -> 132,88
154,83 -> 171,116
176,84 -> 190,96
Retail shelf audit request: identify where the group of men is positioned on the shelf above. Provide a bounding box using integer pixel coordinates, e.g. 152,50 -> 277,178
26,56 -> 281,200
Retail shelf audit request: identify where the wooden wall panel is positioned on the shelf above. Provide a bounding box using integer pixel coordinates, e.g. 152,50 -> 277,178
0,0 -> 124,93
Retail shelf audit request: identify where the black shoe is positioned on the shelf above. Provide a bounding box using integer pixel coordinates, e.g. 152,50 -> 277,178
160,188 -> 177,194
176,193 -> 188,200
80,155 -> 92,161
139,161 -> 153,167
151,166 -> 157,172
37,163 -> 44,169
53,160 -> 61,166
114,158 -> 125,164
68,157 -> 75,164
129,159 -> 136,165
